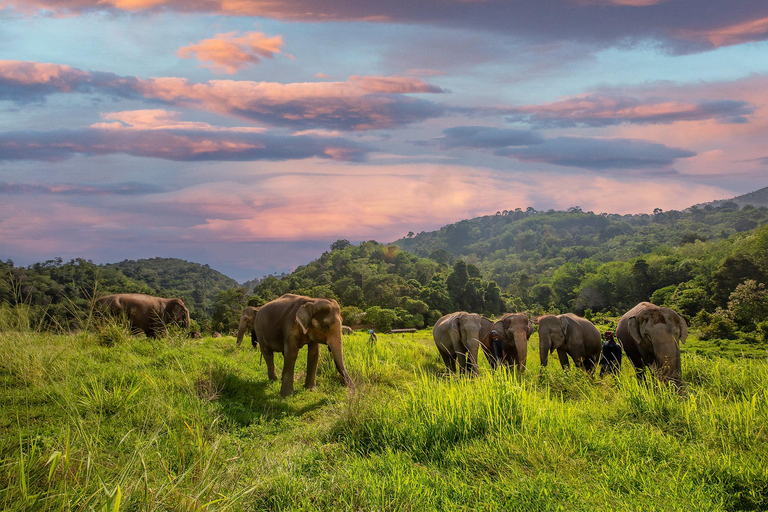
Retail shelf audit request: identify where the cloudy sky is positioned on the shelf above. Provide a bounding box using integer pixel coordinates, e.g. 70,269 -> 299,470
1,1 -> 768,281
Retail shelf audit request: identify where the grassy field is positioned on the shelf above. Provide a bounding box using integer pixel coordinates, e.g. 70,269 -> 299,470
1,321 -> 767,511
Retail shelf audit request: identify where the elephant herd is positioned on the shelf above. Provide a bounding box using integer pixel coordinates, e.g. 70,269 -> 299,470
98,292 -> 688,396
433,302 -> 688,387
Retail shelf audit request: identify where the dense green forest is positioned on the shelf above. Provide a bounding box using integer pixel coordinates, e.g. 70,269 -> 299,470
2,197 -> 768,345
0,257 -> 238,331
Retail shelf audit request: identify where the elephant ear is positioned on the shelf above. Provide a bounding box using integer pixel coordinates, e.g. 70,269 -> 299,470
559,315 -> 569,337
493,320 -> 507,341
677,312 -> 688,344
627,315 -> 644,344
296,302 -> 315,335
526,317 -> 534,338
479,316 -> 494,342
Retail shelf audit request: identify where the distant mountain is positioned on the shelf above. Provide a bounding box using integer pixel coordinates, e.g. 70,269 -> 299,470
106,257 -> 240,316
698,186 -> 768,209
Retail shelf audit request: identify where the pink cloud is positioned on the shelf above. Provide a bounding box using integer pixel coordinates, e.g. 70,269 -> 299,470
0,60 -> 445,130
177,31 -> 285,74
0,112 -> 368,162
506,94 -> 753,127
677,16 -> 768,48
91,109 -> 266,132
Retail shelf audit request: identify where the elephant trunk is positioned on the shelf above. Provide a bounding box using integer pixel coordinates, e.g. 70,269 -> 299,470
539,330 -> 551,368
466,332 -> 482,374
236,318 -> 248,347
183,309 -> 190,329
327,334 -> 354,391
514,330 -> 528,371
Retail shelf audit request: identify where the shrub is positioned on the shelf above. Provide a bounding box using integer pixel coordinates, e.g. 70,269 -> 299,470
698,313 -> 738,341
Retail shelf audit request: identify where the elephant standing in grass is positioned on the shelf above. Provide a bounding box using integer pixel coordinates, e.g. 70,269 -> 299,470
616,302 -> 688,387
433,312 -> 494,374
97,293 -> 190,338
236,306 -> 260,347
254,294 -> 354,397
538,313 -> 601,371
493,313 -> 534,372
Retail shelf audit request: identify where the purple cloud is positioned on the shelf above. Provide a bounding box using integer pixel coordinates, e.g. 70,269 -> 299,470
440,126 -> 545,148
0,128 -> 369,162
496,137 -> 696,170
505,95 -> 755,128
5,1 -> 768,51
0,182 -> 164,195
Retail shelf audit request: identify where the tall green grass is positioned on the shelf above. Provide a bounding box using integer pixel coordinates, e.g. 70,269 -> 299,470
1,306 -> 767,510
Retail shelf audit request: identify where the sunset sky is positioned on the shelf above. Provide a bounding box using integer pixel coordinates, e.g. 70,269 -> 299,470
1,1 -> 768,281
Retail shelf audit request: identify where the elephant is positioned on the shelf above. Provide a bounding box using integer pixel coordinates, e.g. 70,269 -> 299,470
433,312 -> 494,374
341,325 -> 354,335
254,293 -> 354,397
616,302 -> 688,387
538,313 -> 602,371
493,313 -> 534,372
236,306 -> 260,347
97,293 -> 190,338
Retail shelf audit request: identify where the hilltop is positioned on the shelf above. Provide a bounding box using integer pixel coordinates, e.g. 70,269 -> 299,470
698,186 -> 768,209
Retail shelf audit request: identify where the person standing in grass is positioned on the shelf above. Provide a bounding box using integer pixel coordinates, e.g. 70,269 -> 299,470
489,330 -> 504,369
368,328 -> 378,344
600,330 -> 622,376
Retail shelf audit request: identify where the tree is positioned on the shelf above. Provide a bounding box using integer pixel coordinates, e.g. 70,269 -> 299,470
330,239 -> 352,251
211,288 -> 248,332
727,280 -> 768,330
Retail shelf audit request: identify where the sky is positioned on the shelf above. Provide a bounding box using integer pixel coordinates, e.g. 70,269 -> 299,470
1,1 -> 768,282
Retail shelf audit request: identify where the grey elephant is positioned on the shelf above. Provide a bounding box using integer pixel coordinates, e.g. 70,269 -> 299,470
97,293 -> 190,338
254,293 -> 354,397
236,306 -> 260,347
616,302 -> 688,387
433,311 -> 494,374
493,313 -> 534,372
341,325 -> 354,335
538,313 -> 601,371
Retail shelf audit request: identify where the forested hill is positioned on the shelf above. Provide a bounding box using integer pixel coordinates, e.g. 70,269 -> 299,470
106,258 -> 238,313
392,203 -> 768,289
1,257 -> 240,329
700,186 -> 768,209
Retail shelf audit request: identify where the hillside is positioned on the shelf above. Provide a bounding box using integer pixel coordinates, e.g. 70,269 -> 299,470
107,257 -> 239,317
700,186 -> 768,209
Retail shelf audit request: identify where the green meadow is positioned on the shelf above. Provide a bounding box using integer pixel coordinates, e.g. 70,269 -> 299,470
1,317 -> 767,511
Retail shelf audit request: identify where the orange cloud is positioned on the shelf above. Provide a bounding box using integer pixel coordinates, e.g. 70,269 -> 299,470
177,31 -> 285,74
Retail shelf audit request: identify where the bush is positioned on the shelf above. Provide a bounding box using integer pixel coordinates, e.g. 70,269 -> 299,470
341,306 -> 365,327
757,321 -> 768,343
364,306 -> 398,332
698,313 -> 738,341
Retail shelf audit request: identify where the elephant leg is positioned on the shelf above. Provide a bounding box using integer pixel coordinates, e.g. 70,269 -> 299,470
456,351 -> 468,374
280,346 -> 299,397
439,351 -> 456,373
263,348 -> 278,382
502,350 -> 516,372
557,348 -> 570,370
305,342 -> 320,390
